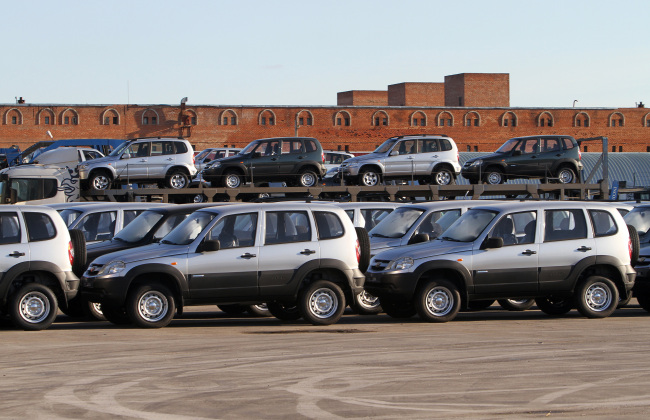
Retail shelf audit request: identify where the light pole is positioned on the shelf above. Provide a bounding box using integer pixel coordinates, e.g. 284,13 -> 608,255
573,99 -> 578,107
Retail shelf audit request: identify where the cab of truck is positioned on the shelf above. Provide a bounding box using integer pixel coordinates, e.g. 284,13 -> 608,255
0,165 -> 80,205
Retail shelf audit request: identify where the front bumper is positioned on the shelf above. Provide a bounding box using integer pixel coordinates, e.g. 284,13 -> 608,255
80,274 -> 130,306
363,269 -> 417,299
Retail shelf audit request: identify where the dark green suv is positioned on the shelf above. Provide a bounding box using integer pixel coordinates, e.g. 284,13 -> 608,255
461,135 -> 583,185
202,137 -> 326,188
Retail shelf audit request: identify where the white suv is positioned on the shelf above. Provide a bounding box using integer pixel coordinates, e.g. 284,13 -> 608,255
0,205 -> 85,330
81,202 -> 368,328
79,137 -> 197,190
339,135 -> 461,186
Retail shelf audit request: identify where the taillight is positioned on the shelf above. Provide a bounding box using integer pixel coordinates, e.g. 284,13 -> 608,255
578,149 -> 582,160
321,151 -> 325,163
629,238 -> 633,260
355,239 -> 361,264
68,241 -> 74,265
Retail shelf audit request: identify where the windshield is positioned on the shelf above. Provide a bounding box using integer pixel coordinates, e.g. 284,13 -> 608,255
369,207 -> 424,238
195,150 -> 210,161
441,209 -> 498,242
625,207 -> 650,242
241,141 -> 261,155
113,211 -> 164,243
373,138 -> 398,154
108,141 -> 131,157
160,211 -> 216,245
59,209 -> 83,227
495,138 -> 520,154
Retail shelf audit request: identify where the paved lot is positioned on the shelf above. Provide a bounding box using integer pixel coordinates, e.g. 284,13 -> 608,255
2,303 -> 650,419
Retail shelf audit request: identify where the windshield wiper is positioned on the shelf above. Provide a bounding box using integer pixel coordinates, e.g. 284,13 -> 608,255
159,239 -> 176,245
371,233 -> 391,238
441,236 -> 462,242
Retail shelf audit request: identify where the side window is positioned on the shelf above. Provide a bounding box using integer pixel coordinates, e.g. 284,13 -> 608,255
261,141 -> 280,156
563,138 -> 575,150
360,209 -> 392,231
304,140 -> 317,153
10,178 -> 57,202
283,140 -> 303,154
265,211 -> 311,244
24,212 -> 57,242
419,139 -> 439,153
544,209 -> 587,242
174,142 -> 188,154
314,211 -> 344,240
43,179 -> 57,199
490,211 -> 536,245
397,140 -> 416,155
543,138 -> 561,152
518,139 -> 539,154
79,211 -> 117,242
123,210 -> 143,227
126,142 -> 150,158
0,212 -> 21,244
589,210 -> 618,237
207,213 -> 258,249
439,139 -> 452,151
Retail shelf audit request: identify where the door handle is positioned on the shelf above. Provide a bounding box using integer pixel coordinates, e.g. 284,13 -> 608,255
166,158 -> 174,161
241,253 -> 257,259
298,156 -> 304,159
139,159 -> 147,162
300,249 -> 316,255
522,250 -> 537,255
432,155 -> 438,158
271,158 -> 277,161
577,246 -> 592,252
9,251 -> 25,257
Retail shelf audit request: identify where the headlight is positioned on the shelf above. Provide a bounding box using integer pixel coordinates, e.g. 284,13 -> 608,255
386,257 -> 414,271
470,160 -> 483,167
80,164 -> 89,170
97,261 -> 126,276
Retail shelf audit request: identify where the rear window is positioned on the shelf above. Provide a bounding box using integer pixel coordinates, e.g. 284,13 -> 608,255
304,140 -> 317,153
440,139 -> 452,151
24,212 -> 57,242
0,212 -> 21,244
314,211 -> 344,240
562,138 -> 575,149
174,142 -> 188,154
589,210 -> 618,237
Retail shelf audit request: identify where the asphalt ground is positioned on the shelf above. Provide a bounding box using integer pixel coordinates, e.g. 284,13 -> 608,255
2,302 -> 650,419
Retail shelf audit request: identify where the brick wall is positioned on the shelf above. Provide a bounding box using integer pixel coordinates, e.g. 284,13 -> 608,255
388,83 -> 445,106
445,73 -> 510,107
336,90 -> 388,106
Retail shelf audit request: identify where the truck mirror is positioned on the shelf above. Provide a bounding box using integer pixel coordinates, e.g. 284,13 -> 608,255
481,236 -> 503,250
198,239 -> 220,253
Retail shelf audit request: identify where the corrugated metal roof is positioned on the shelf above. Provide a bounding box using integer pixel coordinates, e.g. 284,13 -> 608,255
458,152 -> 650,188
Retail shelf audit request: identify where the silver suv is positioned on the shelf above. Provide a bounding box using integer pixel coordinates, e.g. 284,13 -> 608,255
365,201 -> 635,322
339,134 -> 461,187
81,202 -> 367,328
79,138 -> 197,191
0,205 -> 85,330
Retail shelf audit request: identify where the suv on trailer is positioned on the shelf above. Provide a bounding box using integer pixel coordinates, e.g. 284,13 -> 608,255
0,205 -> 85,330
461,135 -> 583,185
201,137 -> 326,188
81,202 -> 367,328
339,134 -> 461,187
78,137 -> 197,191
365,201 -> 635,322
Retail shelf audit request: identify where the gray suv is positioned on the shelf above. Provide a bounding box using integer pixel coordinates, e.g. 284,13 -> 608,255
79,138 -> 197,191
365,201 -> 635,322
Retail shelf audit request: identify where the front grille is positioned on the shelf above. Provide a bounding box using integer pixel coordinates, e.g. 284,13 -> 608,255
86,263 -> 103,276
370,259 -> 391,271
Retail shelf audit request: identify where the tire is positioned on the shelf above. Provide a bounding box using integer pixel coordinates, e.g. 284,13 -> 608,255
86,301 -> 106,321
9,283 -> 58,331
89,171 -> 112,191
246,304 -> 271,317
297,169 -> 318,187
191,193 -> 207,203
218,304 -> 247,315
167,170 -> 189,189
222,170 -> 243,188
432,167 -> 455,186
466,299 -> 495,310
497,298 -> 535,311
101,304 -> 131,325
355,227 -> 371,272
483,168 -> 504,185
628,224 -> 640,266
68,229 -> 86,277
59,296 -> 88,318
415,279 -> 461,322
267,302 -> 301,321
126,283 -> 176,328
556,166 -> 577,184
298,280 -> 346,325
349,290 -> 382,315
359,169 -> 381,187
380,298 -> 416,319
574,275 -> 618,318
618,292 -> 633,308
535,296 -> 573,316
636,293 -> 650,312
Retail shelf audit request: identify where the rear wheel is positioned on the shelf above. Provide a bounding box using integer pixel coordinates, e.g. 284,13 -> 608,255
415,279 -> 460,322
574,275 -> 618,318
167,170 -> 189,189
380,298 -> 416,319
432,167 -> 455,186
535,296 -> 573,316
497,298 -> 535,311
101,304 -> 131,325
299,280 -> 345,325
297,169 -> 318,187
218,304 -> 247,315
9,283 -> 58,331
556,166 -> 577,184
246,304 -> 271,317
267,302 -> 301,321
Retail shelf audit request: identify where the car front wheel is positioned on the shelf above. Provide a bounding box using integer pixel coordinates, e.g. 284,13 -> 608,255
126,283 -> 176,328
483,168 -> 504,185
223,171 -> 243,188
415,279 -> 460,322
89,171 -> 112,191
359,169 -> 381,187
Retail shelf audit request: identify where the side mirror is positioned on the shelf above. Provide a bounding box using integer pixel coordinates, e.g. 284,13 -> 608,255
390,150 -> 399,156
408,233 -> 430,245
121,154 -> 131,160
512,150 -> 522,156
481,236 -> 503,250
198,239 -> 220,253
253,151 -> 263,158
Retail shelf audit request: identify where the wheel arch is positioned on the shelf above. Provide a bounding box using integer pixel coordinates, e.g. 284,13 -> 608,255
88,167 -> 116,181
165,165 -> 191,177
412,261 -> 472,305
124,264 -> 187,309
1,264 -> 67,309
574,261 -> 629,300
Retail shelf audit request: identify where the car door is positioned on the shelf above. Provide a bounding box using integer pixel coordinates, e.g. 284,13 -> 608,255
277,139 -> 304,178
384,139 -> 418,177
187,212 -> 259,298
537,208 -> 595,292
471,211 -> 539,295
0,212 -> 29,279
248,140 -> 280,182
257,210 -> 319,296
114,142 -> 150,180
147,141 -> 176,179
506,138 -> 541,178
535,137 -> 563,178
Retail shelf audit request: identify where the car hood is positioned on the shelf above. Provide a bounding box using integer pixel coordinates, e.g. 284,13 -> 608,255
86,238 -> 149,263
90,243 -> 190,266
343,153 -> 385,164
80,155 -> 117,166
369,236 -> 404,254
464,152 -> 503,164
371,239 -> 473,263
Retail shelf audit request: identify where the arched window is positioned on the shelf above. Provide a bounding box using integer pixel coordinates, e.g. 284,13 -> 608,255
258,109 -> 276,126
60,108 -> 79,125
184,109 -> 198,126
371,110 -> 389,126
501,111 -> 517,127
574,112 -> 590,128
37,108 -> 55,125
296,109 -> 314,126
609,112 -> 625,127
644,113 -> 650,128
463,111 -> 481,127
537,111 -> 554,127
410,111 -> 427,127
142,108 -> 160,125
101,108 -> 120,125
436,111 -> 454,127
220,109 -> 238,126
3,108 -> 23,125
333,110 -> 351,127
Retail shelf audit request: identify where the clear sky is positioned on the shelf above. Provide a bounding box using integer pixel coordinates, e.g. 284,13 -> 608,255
2,0 -> 648,108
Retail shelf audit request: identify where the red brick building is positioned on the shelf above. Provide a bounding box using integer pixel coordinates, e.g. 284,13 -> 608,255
1,73 -> 649,153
